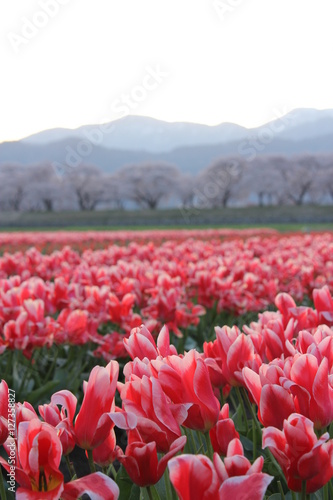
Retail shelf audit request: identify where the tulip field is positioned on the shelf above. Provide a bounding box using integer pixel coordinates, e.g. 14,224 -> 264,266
1,228 -> 333,499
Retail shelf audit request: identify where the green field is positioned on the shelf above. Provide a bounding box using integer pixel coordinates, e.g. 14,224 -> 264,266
0,205 -> 332,232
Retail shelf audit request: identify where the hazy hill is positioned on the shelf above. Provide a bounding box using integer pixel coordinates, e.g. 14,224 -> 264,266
1,108 -> 333,174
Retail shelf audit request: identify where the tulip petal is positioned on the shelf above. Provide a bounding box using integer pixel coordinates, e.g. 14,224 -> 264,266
219,472 -> 273,500
260,384 -> 295,428
62,472 -> 119,500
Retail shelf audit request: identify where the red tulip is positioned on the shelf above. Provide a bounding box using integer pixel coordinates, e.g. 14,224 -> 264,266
92,428 -> 117,467
118,435 -> 186,487
263,413 -> 333,493
0,418 -> 65,499
287,325 -> 333,359
108,292 -> 136,325
203,339 -> 228,389
124,324 -> 177,361
152,349 -> 220,431
123,356 -> 154,381
313,285 -> 333,326
281,353 -> 333,429
15,401 -> 39,428
94,331 -> 129,362
62,472 -> 119,500
0,418 -> 120,499
261,318 -> 294,362
275,292 -> 318,331
168,454 -> 220,499
56,308 -> 89,344
214,438 -> 263,478
214,325 -> 262,387
74,360 -> 120,449
168,444 -> 273,500
275,292 -> 297,325
243,365 -> 296,429
39,390 -> 77,455
0,380 -> 8,445
213,439 -> 273,499
209,404 -> 239,456
119,375 -> 187,452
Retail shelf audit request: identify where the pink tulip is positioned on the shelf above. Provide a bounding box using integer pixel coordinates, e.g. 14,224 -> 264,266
124,324 -> 177,361
281,353 -> 333,429
74,360 -> 126,450
168,441 -> 273,500
153,349 -> 220,431
263,413 -> 333,493
118,435 -> 186,487
0,380 -> 8,445
39,389 -> 77,455
243,365 -> 296,429
0,418 -> 120,499
214,325 -> 262,387
313,285 -> 333,326
209,404 -> 239,456
119,374 -> 187,452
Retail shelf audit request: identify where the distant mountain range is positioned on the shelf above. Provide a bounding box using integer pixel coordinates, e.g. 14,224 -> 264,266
1,109 -> 333,174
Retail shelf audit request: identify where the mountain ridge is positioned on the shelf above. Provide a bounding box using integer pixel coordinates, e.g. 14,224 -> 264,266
1,108 -> 333,174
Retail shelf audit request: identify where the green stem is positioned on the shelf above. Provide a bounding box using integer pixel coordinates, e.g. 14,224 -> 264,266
229,391 -> 238,413
235,386 -> 248,433
241,387 -> 261,436
44,347 -> 59,382
0,470 -> 6,500
164,468 -> 173,500
252,419 -> 257,460
185,428 -> 197,454
18,358 -> 30,395
300,480 -> 307,500
87,449 -> 96,473
291,491 -> 297,500
106,463 -> 118,480
65,455 -> 76,479
204,432 -> 214,460
277,481 -> 285,500
182,428 -> 192,453
219,388 -> 224,406
196,430 -> 205,454
266,448 -> 288,490
4,350 -> 13,382
328,480 -> 333,498
146,485 -> 154,500
323,482 -> 329,500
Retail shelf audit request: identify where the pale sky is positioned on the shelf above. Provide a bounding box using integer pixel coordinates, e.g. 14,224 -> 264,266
1,0 -> 333,143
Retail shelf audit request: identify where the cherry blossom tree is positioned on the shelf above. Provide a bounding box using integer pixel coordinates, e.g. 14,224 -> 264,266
196,157 -> 244,208
0,163 -> 30,211
116,162 -> 181,209
67,165 -> 105,210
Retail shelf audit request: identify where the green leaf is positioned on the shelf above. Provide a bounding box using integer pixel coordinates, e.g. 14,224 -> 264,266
154,474 -> 167,500
116,465 -> 140,500
232,405 -> 246,433
147,485 -> 162,500
28,380 -> 60,406
239,434 -> 254,451
184,336 -> 199,350
329,421 -> 333,439
128,485 -> 141,500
